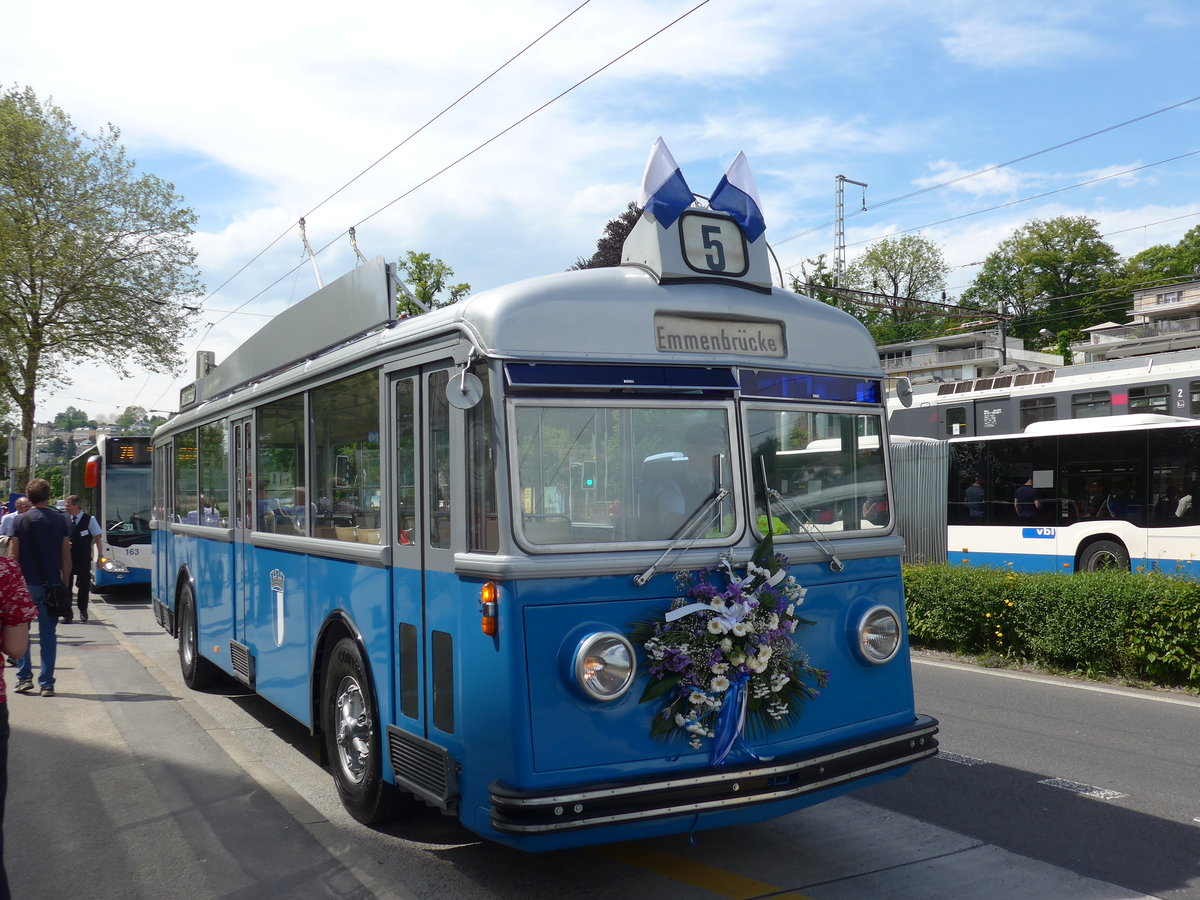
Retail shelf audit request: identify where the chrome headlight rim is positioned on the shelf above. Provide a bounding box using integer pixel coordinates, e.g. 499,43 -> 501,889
572,631 -> 637,702
856,604 -> 901,665
100,557 -> 129,574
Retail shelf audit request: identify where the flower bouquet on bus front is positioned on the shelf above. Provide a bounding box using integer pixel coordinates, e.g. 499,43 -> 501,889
631,535 -> 827,764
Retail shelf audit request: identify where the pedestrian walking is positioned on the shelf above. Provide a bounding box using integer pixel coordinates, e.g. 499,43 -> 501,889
0,553 -> 35,899
7,480 -> 70,697
63,495 -> 102,623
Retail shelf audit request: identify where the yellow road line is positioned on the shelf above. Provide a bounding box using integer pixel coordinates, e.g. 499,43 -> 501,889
596,842 -> 816,900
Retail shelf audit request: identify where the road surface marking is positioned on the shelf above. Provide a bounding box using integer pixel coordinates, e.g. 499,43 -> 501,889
1038,777 -> 1127,800
913,657 -> 1200,708
596,842 -> 815,899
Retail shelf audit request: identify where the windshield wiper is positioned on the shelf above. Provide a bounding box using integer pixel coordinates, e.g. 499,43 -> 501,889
633,488 -> 730,587
766,487 -> 844,573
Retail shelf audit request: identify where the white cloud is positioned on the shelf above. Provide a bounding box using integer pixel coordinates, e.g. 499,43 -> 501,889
913,159 -> 1031,196
941,15 -> 1102,68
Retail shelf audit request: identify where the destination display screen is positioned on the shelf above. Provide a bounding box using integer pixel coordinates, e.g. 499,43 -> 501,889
108,439 -> 152,465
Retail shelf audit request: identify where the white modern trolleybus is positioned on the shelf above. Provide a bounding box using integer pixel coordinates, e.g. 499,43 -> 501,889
151,160 -> 935,850
68,436 -> 153,588
941,414 -> 1200,575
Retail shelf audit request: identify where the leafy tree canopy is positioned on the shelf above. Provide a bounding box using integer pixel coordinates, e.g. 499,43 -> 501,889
959,216 -> 1124,342
571,201 -> 641,269
0,84 -> 202,484
1125,224 -> 1200,284
394,250 -> 469,318
53,405 -> 93,431
795,238 -> 950,346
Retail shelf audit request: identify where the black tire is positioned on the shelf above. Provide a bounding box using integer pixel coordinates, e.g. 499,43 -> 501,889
322,636 -> 399,825
178,583 -> 220,689
1079,539 -> 1130,573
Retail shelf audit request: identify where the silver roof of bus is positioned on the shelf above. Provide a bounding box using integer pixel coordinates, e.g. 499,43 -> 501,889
401,265 -> 883,378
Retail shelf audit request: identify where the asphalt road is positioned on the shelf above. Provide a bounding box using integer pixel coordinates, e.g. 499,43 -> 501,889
857,655 -> 1200,899
6,591 -> 1181,899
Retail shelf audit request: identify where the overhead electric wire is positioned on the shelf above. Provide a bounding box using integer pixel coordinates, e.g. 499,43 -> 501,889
151,0 -> 712,409
194,0 -> 595,319
774,95 -> 1200,247
203,0 -> 713,330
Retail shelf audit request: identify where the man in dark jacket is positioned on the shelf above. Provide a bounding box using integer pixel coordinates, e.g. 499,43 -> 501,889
63,495 -> 102,623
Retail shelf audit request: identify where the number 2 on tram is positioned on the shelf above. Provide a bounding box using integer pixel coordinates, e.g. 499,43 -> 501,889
151,166 -> 936,851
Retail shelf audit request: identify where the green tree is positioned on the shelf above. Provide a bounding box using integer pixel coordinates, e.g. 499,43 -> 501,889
842,234 -> 950,344
53,406 -> 91,431
1125,224 -> 1200,283
394,251 -> 469,318
0,85 -> 202,487
571,201 -> 641,269
960,216 -> 1124,342
116,405 -> 148,429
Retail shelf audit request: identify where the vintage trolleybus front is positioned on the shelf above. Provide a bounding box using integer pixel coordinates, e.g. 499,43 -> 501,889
152,157 -> 936,851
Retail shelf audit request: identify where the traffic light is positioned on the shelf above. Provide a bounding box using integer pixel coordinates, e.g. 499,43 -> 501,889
581,460 -> 596,490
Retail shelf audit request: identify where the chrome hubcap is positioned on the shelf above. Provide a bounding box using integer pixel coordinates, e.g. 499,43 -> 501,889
333,676 -> 371,783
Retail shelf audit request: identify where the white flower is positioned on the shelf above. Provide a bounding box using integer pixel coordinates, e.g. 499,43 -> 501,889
747,656 -> 767,673
711,662 -> 728,675
757,646 -> 773,664
731,622 -> 749,637
710,675 -> 730,693
720,638 -> 733,652
707,618 -> 729,635
689,691 -> 706,705
674,713 -> 688,727
767,613 -> 779,630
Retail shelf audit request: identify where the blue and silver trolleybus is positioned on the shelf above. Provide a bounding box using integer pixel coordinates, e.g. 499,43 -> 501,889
69,436 -> 153,588
151,169 -> 936,850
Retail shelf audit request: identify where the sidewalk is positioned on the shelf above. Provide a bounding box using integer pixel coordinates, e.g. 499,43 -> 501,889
3,600 -> 378,899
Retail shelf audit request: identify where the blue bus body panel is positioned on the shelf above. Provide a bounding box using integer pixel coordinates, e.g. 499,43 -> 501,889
95,567 -> 151,587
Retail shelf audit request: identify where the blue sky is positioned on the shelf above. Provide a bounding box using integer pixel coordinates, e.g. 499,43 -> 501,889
3,0 -> 1198,420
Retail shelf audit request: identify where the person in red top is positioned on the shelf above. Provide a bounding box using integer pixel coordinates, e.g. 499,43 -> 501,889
0,553 -> 36,899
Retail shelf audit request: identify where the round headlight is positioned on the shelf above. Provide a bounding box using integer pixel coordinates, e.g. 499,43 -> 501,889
857,605 -> 901,664
573,632 -> 636,701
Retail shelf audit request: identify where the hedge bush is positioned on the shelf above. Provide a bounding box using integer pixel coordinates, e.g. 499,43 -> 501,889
903,564 -> 1200,689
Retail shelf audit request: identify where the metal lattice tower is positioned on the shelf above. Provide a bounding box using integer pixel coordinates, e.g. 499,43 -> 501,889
834,175 -> 867,287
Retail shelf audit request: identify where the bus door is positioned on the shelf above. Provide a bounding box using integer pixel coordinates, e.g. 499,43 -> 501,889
387,366 -> 457,747
232,416 -> 254,643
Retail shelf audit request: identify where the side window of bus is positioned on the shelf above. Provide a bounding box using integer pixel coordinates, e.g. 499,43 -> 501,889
395,376 -> 417,547
428,369 -> 452,549
173,429 -> 197,523
466,363 -> 498,553
945,406 -> 966,436
197,421 -> 229,526
311,370 -> 381,544
257,396 -> 306,534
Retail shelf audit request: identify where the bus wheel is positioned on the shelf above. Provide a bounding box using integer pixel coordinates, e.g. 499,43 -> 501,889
178,584 -> 220,689
322,637 -> 399,825
1079,540 -> 1129,573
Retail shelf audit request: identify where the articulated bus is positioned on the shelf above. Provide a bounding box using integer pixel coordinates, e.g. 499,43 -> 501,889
943,414 -> 1200,575
151,194 -> 936,850
68,436 -> 153,588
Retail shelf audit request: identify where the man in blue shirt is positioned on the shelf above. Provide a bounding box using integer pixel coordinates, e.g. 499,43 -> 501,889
8,480 -> 70,697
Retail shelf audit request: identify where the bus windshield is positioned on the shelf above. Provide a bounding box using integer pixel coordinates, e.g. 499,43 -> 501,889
513,402 -> 736,547
748,408 -> 889,535
105,465 -> 153,545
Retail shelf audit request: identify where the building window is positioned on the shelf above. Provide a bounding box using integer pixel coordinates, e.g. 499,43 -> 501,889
1071,391 -> 1111,418
1019,396 -> 1056,428
1190,381 -> 1200,418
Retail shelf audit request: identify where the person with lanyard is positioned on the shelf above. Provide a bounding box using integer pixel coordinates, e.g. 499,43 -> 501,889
64,495 -> 102,624
7,479 -> 70,697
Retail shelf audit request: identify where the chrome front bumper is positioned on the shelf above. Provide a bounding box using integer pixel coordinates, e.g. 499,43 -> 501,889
490,714 -> 939,834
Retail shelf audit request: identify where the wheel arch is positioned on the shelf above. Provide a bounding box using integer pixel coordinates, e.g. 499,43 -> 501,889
1074,534 -> 1130,572
171,564 -> 197,637
310,609 -> 377,741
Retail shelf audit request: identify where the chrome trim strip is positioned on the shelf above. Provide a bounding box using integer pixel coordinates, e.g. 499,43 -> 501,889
495,747 -> 937,833
495,721 -> 937,808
